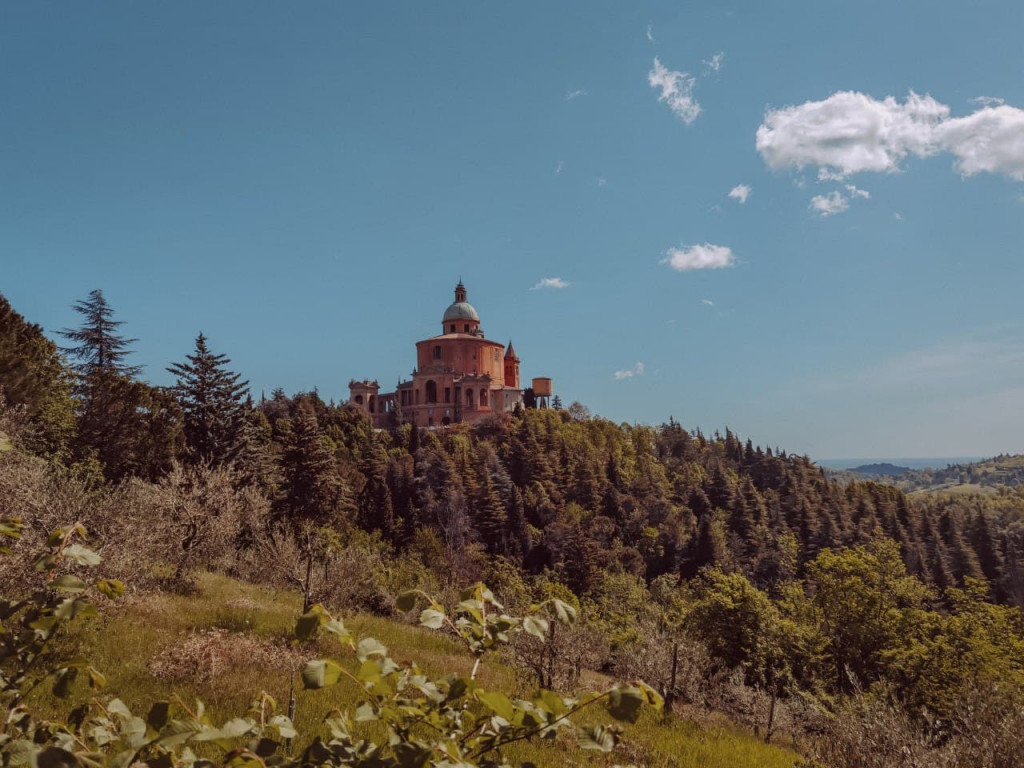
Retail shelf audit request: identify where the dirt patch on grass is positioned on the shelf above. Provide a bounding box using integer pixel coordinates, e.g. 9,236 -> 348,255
150,628 -> 306,683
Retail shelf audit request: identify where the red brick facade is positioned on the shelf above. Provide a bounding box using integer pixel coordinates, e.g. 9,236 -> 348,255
348,282 -> 525,428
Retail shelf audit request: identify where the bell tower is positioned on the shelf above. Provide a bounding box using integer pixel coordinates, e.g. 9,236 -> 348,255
504,341 -> 520,388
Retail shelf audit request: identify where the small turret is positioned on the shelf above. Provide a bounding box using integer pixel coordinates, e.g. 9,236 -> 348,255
504,340 -> 520,388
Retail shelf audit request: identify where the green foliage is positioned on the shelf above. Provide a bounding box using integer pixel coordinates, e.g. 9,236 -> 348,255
0,294 -> 76,458
1,525 -> 660,768
0,520 -> 116,716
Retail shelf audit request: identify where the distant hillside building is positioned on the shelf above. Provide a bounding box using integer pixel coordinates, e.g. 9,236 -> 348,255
348,281 -> 542,428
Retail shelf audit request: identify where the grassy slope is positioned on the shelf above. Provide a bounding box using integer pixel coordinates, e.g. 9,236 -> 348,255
52,573 -> 799,768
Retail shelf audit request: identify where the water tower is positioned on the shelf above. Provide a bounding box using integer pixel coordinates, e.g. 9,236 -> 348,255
531,377 -> 553,409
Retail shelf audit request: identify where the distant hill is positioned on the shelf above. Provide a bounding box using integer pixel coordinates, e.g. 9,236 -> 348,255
894,454 -> 1024,494
849,462 -> 912,476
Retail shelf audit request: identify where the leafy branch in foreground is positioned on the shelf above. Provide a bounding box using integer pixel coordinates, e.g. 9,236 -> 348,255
293,583 -> 661,766
0,520 -> 660,768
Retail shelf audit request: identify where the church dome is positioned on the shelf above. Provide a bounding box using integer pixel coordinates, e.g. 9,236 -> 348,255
443,301 -> 480,322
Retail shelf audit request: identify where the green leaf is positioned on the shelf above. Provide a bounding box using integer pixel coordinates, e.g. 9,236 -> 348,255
0,518 -> 23,540
551,599 -> 577,626
420,608 -> 445,629
395,591 -> 418,612
52,667 -> 77,698
224,749 -> 266,768
35,746 -> 79,768
294,605 -> 326,642
268,715 -> 297,740
147,701 -> 171,731
301,659 -> 345,689
577,725 -> 617,752
607,685 -> 645,724
53,574 -> 88,593
64,544 -> 102,567
522,615 -> 549,640
96,579 -> 125,600
354,702 -> 377,722
356,637 -> 388,661
86,666 -> 107,689
477,690 -> 515,721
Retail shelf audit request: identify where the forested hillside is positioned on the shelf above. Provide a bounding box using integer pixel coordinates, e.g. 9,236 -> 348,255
3,289 -> 1024,767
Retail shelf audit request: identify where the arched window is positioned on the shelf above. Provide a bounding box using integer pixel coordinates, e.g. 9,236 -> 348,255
450,324 -> 456,333
433,345 -> 442,360
480,388 -> 488,406
355,395 -> 363,405
425,380 -> 438,403
369,395 -> 376,413
464,324 -> 470,332
466,388 -> 474,407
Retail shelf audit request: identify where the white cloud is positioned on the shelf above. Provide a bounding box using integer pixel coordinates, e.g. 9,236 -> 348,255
555,160 -> 564,175
893,212 -> 903,220
701,298 -> 714,306
757,90 -> 1024,182
809,191 -> 849,217
646,24 -> 654,42
971,96 -> 1005,108
756,91 -> 947,177
649,58 -> 701,125
566,89 -> 587,100
531,277 -> 570,291
728,184 -> 751,204
661,243 -> 736,271
614,362 -> 646,380
703,52 -> 724,74
937,105 -> 1024,180
596,177 -> 608,189
809,184 -> 870,217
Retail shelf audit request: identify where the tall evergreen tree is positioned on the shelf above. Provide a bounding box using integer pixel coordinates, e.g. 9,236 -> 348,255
279,403 -> 346,526
58,289 -> 141,378
168,333 -> 250,468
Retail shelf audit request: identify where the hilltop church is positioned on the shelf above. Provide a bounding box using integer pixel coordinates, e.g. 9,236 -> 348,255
348,282 -> 549,428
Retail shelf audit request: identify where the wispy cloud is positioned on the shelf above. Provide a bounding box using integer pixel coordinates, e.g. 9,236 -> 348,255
566,89 -> 588,101
971,95 -> 1005,108
555,160 -> 564,175
809,184 -> 870,216
703,52 -> 724,74
807,336 -> 1024,397
596,177 -> 608,189
728,184 -> 751,204
757,90 -> 1024,182
614,362 -> 646,380
646,24 -> 654,42
648,58 -> 701,124
531,277 -> 570,291
809,191 -> 849,217
701,298 -> 714,306
661,243 -> 736,271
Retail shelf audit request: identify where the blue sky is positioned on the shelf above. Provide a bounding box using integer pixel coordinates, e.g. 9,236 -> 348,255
3,2 -> 1024,459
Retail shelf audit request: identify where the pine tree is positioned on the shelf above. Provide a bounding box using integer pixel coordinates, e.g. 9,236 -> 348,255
58,289 -> 141,378
168,333 -> 250,468
279,403 -> 346,526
